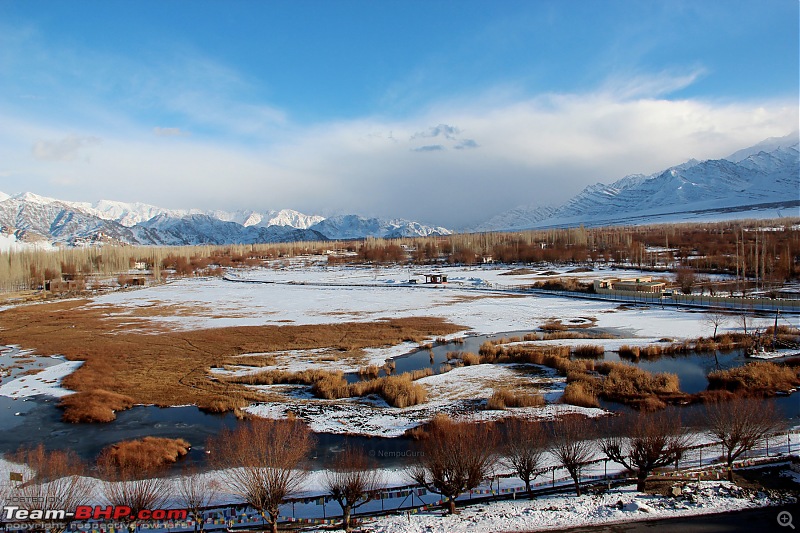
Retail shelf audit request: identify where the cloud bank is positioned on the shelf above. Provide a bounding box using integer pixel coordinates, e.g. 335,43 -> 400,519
1,74 -> 796,228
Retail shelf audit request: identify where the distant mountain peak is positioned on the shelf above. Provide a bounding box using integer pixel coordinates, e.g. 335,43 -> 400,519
474,133 -> 800,231
0,193 -> 451,247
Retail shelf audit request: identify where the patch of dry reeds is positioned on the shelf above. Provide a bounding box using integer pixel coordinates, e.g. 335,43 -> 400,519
100,437 -> 190,470
487,387 -> 545,410
58,389 -> 135,423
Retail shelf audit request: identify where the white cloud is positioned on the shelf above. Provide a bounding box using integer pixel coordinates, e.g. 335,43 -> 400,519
2,73 -> 797,228
153,127 -> 190,137
31,135 -> 100,162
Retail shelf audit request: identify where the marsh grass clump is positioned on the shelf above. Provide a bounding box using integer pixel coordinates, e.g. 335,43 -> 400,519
571,345 -> 605,358
59,389 -> 135,423
487,388 -> 545,410
358,364 -> 381,378
458,352 -> 481,366
707,362 -> 800,394
561,381 -> 599,408
99,437 -> 190,471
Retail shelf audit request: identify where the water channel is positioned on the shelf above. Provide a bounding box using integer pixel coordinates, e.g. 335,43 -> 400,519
1,330 -> 798,470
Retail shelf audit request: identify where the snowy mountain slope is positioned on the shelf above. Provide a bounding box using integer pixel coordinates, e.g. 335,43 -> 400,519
725,131 -> 799,162
0,194 -> 140,245
310,214 -> 452,240
0,193 -> 450,246
474,136 -> 799,231
131,214 -> 328,245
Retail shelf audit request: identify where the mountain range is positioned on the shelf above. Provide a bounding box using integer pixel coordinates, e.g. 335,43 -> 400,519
472,132 -> 799,231
1,133 -> 797,248
0,193 -> 451,247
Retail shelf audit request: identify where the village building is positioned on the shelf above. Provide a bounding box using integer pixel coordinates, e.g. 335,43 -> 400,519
45,279 -> 86,294
593,276 -> 666,293
424,273 -> 448,284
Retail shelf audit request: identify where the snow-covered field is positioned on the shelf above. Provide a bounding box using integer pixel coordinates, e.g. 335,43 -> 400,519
1,263 -> 791,437
355,481 -> 791,533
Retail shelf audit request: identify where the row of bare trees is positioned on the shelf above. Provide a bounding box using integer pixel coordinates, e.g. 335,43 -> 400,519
0,399 -> 785,532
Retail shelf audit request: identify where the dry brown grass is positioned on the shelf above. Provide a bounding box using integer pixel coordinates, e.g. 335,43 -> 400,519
0,299 -> 464,418
540,320 -> 567,332
571,345 -> 605,358
458,352 -> 481,366
561,382 -> 599,408
358,364 -> 381,378
707,362 -> 800,394
226,367 -> 431,408
597,362 -> 681,396
58,389 -> 135,423
100,437 -> 190,470
487,387 -> 545,409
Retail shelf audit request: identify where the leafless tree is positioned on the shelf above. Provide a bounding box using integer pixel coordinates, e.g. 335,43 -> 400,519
209,419 -> 314,533
738,312 -> 749,335
549,416 -> 595,496
705,309 -> 728,341
409,416 -> 497,514
323,447 -> 385,532
8,445 -> 95,533
502,418 -> 546,498
599,413 -> 688,492
176,465 -> 221,533
675,267 -> 696,295
97,450 -> 171,533
706,398 -> 782,482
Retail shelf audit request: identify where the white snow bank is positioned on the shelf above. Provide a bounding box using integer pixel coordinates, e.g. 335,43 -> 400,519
353,481 -> 791,533
0,357 -> 83,398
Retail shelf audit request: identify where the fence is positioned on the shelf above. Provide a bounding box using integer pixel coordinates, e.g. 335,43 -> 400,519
43,429 -> 799,533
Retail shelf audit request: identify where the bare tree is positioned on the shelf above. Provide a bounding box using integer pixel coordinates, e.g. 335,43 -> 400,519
705,309 -> 728,341
323,447 -> 385,532
97,450 -> 171,533
9,445 -> 95,533
738,312 -> 749,335
675,267 -> 696,295
409,416 -> 497,514
176,465 -> 221,533
549,416 -> 595,496
502,418 -> 546,498
706,398 -> 782,482
210,419 -> 314,533
599,413 -> 688,492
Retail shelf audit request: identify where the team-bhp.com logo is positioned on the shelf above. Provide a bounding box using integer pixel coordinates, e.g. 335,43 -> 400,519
3,506 -> 188,521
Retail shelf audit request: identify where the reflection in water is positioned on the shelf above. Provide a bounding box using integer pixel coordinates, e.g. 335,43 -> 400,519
0,334 -> 797,471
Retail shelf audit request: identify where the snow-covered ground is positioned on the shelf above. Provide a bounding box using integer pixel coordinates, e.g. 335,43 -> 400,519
244,364 -> 604,437
1,263 -> 790,436
84,264 -> 770,337
355,481 -> 791,533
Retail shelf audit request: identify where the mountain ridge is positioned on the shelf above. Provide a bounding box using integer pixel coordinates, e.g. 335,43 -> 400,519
471,134 -> 799,232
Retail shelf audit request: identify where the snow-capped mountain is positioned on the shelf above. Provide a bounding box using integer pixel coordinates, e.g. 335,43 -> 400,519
0,192 -> 451,247
473,133 -> 799,231
311,215 -> 452,240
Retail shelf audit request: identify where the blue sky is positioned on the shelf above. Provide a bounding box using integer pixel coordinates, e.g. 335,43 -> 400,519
0,0 -> 797,228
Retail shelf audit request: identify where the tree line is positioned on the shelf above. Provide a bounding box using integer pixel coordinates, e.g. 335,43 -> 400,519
0,398 -> 784,533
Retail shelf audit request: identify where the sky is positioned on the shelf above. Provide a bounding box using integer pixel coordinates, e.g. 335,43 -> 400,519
0,0 -> 797,229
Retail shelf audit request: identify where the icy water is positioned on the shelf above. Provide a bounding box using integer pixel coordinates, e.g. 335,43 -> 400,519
1,333 -> 798,469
